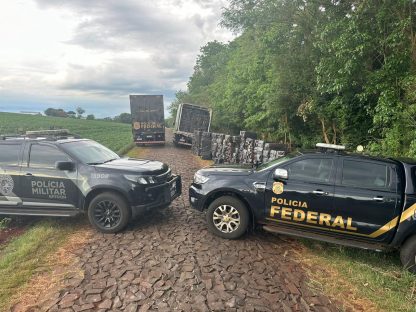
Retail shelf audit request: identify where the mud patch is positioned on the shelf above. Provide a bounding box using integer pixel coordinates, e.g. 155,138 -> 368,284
0,227 -> 26,246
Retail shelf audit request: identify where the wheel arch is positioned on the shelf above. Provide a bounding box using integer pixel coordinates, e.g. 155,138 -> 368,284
202,189 -> 256,229
84,187 -> 131,212
400,231 -> 416,248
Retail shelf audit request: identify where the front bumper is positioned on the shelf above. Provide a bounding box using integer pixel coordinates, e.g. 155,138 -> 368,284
189,184 -> 207,211
132,175 -> 182,211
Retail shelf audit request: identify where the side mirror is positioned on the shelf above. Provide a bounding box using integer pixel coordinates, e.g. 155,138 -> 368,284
273,168 -> 288,181
56,161 -> 75,171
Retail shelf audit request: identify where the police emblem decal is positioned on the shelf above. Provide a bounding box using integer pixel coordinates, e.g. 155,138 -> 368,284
0,174 -> 14,196
272,182 -> 284,195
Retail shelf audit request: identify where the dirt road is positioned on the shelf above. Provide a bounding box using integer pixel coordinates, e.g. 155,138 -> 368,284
32,139 -> 338,312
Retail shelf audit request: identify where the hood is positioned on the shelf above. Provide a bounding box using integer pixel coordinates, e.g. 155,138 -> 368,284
95,158 -> 168,175
199,164 -> 253,176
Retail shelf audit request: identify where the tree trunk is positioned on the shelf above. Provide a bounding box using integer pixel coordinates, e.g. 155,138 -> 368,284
320,118 -> 330,144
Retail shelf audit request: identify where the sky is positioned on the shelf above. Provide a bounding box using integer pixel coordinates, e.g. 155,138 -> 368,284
0,0 -> 234,117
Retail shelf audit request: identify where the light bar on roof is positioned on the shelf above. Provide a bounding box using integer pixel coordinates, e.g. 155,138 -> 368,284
26,129 -> 70,136
316,143 -> 345,150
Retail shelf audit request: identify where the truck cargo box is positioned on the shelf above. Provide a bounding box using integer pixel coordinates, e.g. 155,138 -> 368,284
130,95 -> 165,144
174,103 -> 211,146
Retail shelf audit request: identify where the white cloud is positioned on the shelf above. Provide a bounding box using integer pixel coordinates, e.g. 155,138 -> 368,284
0,0 -> 233,117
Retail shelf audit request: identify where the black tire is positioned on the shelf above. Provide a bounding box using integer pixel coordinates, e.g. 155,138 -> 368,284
400,234 -> 416,273
88,192 -> 131,233
206,196 -> 249,239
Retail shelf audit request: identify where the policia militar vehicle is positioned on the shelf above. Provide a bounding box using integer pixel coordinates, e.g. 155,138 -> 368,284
189,143 -> 416,272
0,130 -> 181,233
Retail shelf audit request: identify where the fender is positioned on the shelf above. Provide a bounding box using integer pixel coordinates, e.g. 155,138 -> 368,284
83,184 -> 132,211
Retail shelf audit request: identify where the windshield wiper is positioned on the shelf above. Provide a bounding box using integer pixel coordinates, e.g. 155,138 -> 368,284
87,162 -> 103,165
103,158 -> 118,164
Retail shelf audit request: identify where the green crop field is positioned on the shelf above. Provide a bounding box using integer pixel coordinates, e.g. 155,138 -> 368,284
0,112 -> 132,153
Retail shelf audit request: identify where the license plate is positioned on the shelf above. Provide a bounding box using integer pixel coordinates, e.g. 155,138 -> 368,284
170,181 -> 177,197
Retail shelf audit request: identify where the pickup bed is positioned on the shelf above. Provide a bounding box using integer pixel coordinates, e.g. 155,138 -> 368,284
189,143 -> 416,272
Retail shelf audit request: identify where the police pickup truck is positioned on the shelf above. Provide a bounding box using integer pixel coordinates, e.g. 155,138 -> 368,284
0,130 -> 181,233
189,143 -> 416,272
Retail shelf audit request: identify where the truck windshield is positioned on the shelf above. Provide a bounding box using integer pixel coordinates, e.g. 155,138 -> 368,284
256,152 -> 300,171
62,140 -> 120,165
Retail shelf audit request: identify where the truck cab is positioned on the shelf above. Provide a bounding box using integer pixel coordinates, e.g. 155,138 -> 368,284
189,143 -> 416,272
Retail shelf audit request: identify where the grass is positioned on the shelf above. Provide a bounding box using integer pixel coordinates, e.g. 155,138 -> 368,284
0,112 -> 132,153
302,241 -> 416,312
0,219 -> 80,311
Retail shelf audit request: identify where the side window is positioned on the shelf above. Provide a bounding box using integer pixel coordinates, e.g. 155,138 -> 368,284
29,145 -> 70,169
0,143 -> 21,166
341,160 -> 389,189
285,158 -> 334,183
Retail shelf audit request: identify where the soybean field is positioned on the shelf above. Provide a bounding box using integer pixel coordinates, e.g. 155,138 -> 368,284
0,112 -> 132,152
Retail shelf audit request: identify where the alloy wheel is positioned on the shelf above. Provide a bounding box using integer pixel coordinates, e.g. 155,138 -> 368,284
212,204 -> 240,233
93,200 -> 121,228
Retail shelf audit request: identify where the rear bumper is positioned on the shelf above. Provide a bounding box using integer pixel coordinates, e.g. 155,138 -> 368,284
132,175 -> 182,212
135,141 -> 165,145
134,131 -> 165,144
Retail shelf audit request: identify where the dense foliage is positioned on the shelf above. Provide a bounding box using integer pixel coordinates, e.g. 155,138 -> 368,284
172,0 -> 416,156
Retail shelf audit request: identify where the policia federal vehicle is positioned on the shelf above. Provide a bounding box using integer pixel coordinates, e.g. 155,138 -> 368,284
189,143 -> 416,272
0,130 -> 181,233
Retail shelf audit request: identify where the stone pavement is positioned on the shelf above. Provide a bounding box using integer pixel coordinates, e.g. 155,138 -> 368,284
31,140 -> 338,312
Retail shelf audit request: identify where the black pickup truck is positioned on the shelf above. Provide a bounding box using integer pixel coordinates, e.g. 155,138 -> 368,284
0,130 -> 181,233
189,143 -> 416,272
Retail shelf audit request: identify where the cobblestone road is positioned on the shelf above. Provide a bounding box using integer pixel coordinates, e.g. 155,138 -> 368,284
35,140 -> 337,312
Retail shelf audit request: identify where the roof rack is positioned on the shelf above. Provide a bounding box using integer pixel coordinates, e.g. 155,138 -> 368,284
0,134 -> 26,140
316,143 -> 346,153
1,129 -> 81,141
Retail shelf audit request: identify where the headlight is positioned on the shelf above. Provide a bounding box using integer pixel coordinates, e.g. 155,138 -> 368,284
124,175 -> 156,184
194,172 -> 209,184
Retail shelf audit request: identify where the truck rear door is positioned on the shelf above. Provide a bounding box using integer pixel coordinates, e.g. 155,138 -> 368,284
130,95 -> 165,143
333,157 -> 401,242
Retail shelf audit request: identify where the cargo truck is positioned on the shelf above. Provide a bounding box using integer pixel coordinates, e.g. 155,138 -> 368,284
130,95 -> 165,145
173,103 -> 211,146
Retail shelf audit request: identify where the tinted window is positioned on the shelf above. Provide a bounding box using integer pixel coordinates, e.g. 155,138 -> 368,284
61,140 -> 119,164
342,160 -> 388,189
29,145 -> 70,168
0,143 -> 21,166
285,158 -> 333,183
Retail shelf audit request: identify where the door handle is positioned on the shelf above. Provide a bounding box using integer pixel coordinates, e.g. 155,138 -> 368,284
313,190 -> 328,195
25,173 -> 33,176
373,196 -> 384,202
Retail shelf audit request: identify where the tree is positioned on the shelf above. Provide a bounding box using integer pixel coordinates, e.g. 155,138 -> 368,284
174,0 -> 416,156
67,111 -> 76,118
76,107 -> 85,118
44,108 -> 68,118
113,113 -> 131,124
86,114 -> 95,120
